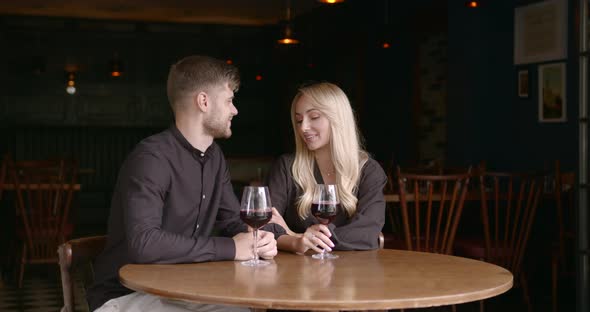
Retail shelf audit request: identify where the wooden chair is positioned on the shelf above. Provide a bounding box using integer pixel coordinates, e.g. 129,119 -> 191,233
457,171 -> 542,312
10,158 -> 79,287
396,167 -> 471,254
58,235 -> 107,312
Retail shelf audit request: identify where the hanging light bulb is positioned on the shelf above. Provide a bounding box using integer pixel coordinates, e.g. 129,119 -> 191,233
277,24 -> 300,45
277,0 -> 300,45
109,53 -> 124,77
378,0 -> 392,49
65,72 -> 76,95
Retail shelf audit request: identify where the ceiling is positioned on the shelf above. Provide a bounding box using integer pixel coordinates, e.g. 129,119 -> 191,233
0,0 -> 322,26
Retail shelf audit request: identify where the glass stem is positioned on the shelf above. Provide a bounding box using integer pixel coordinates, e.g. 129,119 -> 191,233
252,229 -> 258,262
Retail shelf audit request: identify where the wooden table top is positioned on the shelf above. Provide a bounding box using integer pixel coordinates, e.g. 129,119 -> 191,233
119,249 -> 513,311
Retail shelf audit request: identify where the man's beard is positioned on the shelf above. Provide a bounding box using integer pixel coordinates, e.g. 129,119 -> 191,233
204,114 -> 231,139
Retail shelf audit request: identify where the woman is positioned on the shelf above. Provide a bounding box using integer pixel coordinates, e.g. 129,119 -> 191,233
267,82 -> 386,254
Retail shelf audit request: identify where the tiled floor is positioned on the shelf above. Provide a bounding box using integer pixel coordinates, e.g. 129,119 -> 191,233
0,265 -> 88,312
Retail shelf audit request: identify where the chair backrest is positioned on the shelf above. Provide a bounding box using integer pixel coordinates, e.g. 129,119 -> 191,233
396,167 -> 471,254
479,171 -> 542,279
10,159 -> 79,263
58,235 -> 107,312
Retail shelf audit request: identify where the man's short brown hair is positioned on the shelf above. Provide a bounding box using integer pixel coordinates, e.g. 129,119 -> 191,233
167,55 -> 240,114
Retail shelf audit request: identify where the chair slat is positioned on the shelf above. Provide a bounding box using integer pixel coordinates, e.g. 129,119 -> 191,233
9,158 -> 79,287
479,172 -> 541,278
396,166 -> 472,255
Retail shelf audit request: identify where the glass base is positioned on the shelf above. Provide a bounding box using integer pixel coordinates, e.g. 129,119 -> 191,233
312,251 -> 339,260
240,259 -> 271,266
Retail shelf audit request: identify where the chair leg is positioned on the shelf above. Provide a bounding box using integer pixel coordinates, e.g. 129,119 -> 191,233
477,257 -> 485,312
520,273 -> 532,312
18,244 -> 26,288
552,257 -> 558,312
386,203 -> 396,235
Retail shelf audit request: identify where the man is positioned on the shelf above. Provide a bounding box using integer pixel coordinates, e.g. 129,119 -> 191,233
88,55 -> 278,312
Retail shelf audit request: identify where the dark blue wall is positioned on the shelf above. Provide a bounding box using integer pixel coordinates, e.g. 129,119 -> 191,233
447,0 -> 578,171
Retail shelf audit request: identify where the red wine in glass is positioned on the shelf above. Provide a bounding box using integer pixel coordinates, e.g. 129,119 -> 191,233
311,202 -> 339,225
240,210 -> 272,229
311,184 -> 340,260
240,186 -> 273,266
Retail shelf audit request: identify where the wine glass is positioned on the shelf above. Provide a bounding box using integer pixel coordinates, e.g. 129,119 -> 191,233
240,186 -> 273,266
311,184 -> 340,260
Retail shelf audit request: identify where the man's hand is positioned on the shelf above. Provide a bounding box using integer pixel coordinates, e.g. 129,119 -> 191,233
256,230 -> 278,260
233,232 -> 254,260
232,230 -> 277,261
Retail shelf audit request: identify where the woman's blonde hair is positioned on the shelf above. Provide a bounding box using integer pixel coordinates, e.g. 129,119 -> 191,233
290,82 -> 368,219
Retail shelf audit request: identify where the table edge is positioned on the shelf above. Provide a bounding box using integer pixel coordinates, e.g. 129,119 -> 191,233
119,250 -> 515,310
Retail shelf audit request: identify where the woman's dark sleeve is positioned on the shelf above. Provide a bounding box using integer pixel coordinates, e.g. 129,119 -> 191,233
329,159 -> 387,250
261,155 -> 291,237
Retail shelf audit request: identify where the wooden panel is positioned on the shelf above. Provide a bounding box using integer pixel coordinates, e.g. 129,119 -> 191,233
1,95 -> 67,124
76,94 -> 133,125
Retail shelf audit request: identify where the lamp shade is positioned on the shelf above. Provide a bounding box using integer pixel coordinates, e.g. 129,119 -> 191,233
277,24 -> 299,45
109,58 -> 124,77
277,0 -> 299,45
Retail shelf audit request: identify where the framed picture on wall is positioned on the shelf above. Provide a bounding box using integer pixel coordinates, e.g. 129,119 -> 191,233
514,0 -> 567,64
518,70 -> 529,98
538,62 -> 566,122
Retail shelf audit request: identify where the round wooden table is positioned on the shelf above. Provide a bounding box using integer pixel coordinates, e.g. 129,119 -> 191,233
119,249 -> 513,311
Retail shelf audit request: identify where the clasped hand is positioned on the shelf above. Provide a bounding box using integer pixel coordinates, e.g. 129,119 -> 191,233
233,230 -> 277,261
301,224 -> 334,254
269,207 -> 335,254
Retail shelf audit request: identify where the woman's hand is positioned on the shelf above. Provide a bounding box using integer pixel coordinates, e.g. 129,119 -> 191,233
299,224 -> 335,254
270,207 -> 296,236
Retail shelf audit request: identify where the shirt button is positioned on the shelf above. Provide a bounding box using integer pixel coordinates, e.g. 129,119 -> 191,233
202,195 -> 206,199
196,224 -> 200,229
200,153 -> 205,157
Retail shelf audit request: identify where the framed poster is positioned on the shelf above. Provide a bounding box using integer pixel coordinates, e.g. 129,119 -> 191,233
538,62 -> 566,122
518,70 -> 529,98
514,0 -> 567,65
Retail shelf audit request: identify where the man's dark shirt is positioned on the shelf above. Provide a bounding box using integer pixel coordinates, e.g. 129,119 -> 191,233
87,126 -> 248,311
